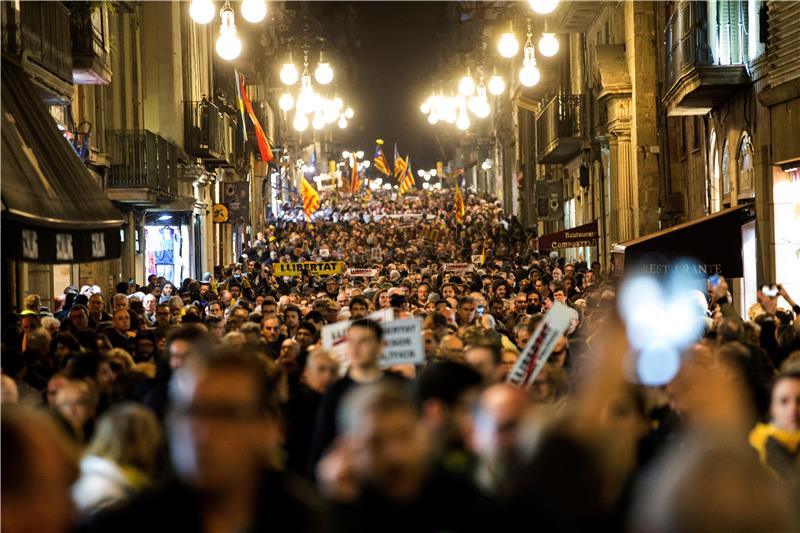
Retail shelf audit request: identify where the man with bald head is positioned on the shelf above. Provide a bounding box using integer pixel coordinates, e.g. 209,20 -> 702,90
471,384 -> 531,496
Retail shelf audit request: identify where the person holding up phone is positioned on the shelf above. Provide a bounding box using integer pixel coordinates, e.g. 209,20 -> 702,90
757,284 -> 800,369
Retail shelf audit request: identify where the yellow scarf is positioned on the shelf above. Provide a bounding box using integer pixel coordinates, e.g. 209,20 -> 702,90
749,423 -> 800,466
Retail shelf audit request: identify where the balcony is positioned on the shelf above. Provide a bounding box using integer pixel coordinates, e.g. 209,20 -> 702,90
663,1 -> 750,116
184,100 -> 236,167
106,131 -> 178,204
8,1 -> 74,102
70,3 -> 112,84
549,1 -> 606,33
536,94 -> 584,164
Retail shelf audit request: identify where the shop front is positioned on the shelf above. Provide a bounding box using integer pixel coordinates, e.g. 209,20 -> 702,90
143,212 -> 193,286
612,204 -> 757,317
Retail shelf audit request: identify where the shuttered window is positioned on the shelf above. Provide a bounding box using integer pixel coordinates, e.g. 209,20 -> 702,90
767,1 -> 800,87
716,0 -> 749,65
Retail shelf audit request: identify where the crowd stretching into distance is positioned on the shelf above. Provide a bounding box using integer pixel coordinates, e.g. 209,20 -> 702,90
2,190 -> 800,532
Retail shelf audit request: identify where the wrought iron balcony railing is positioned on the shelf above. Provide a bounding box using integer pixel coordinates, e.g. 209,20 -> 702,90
537,94 -> 584,164
107,130 -> 178,196
184,99 -> 236,166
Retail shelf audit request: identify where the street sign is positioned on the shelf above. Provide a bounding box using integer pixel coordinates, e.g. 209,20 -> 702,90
212,204 -> 229,223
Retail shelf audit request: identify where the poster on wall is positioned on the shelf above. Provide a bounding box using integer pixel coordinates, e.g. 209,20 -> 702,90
224,182 -> 250,223
535,179 -> 563,221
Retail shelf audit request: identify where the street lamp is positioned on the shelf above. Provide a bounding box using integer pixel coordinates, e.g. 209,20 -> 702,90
529,0 -> 559,15
279,92 -> 294,111
240,0 -> 267,23
498,31 -> 519,58
215,2 -> 241,61
344,107 -> 354,119
458,70 -> 476,97
456,103 -> 470,130
314,54 -> 334,85
280,61 -> 299,85
488,74 -> 506,95
190,0 -> 215,24
293,112 -> 308,132
519,23 -> 540,87
538,33 -> 559,57
356,150 -> 365,159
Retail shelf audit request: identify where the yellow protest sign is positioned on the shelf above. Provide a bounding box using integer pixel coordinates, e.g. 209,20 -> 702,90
272,261 -> 345,277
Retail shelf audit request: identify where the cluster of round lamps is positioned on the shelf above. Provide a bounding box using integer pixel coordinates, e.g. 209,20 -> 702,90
420,0 -> 561,131
189,0 -> 268,61
276,53 -> 353,132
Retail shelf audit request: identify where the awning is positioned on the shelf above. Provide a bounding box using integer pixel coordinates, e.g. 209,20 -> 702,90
1,61 -> 123,264
538,220 -> 598,250
612,204 -> 755,277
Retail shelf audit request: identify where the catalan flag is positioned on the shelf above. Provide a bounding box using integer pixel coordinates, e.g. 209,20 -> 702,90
373,139 -> 391,176
399,157 -> 415,196
454,182 -> 465,224
393,143 -> 407,179
300,176 -> 320,221
350,156 -> 362,195
364,181 -> 373,202
236,71 -> 273,163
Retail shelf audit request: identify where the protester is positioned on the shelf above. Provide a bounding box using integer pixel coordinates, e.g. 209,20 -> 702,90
72,403 -> 164,514
3,189 -> 799,532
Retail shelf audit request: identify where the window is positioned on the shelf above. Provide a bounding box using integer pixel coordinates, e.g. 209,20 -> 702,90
709,0 -> 764,65
737,132 -> 755,197
714,0 -> 749,65
708,130 -> 722,213
722,139 -> 731,204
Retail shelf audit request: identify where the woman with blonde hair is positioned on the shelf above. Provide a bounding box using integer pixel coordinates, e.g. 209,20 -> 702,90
72,403 -> 164,514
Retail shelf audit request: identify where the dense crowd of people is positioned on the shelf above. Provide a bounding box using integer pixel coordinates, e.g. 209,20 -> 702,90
2,189 -> 800,532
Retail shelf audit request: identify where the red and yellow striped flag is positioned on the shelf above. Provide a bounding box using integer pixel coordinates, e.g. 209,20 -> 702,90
393,143 -> 407,179
454,183 -> 465,224
350,156 -> 362,194
300,176 -> 320,220
399,157 -> 415,195
373,139 -> 391,176
237,71 -> 273,163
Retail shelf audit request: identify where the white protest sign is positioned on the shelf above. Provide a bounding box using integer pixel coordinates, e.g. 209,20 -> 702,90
506,302 -> 573,388
443,262 -> 470,273
321,308 -> 395,357
471,255 -> 483,265
347,268 -> 377,277
379,317 -> 425,368
382,213 -> 423,219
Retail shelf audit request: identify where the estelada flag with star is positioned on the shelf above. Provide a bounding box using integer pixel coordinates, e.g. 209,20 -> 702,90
350,155 -> 362,194
398,156 -> 415,196
300,176 -> 320,221
393,143 -> 407,179
373,139 -> 391,176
